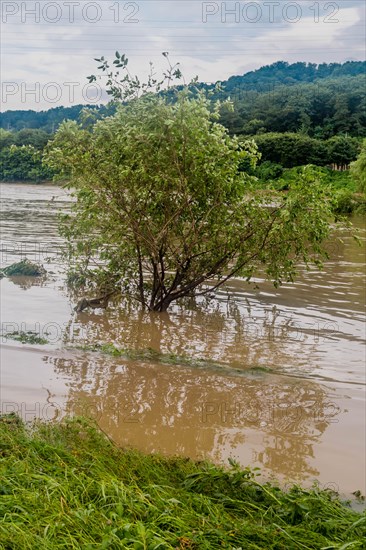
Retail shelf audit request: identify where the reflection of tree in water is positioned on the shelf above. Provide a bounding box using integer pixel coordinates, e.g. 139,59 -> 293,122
48,352 -> 340,481
254,434 -> 319,480
63,296 -> 321,375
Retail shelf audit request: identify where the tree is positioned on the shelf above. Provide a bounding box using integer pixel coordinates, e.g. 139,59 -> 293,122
0,144 -> 53,181
254,161 -> 284,181
14,128 -> 50,149
0,128 -> 15,149
45,56 -> 335,312
327,136 -> 360,170
253,133 -> 328,167
350,139 -> 366,193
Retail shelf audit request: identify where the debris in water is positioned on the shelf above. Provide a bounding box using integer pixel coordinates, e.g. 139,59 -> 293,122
2,259 -> 46,277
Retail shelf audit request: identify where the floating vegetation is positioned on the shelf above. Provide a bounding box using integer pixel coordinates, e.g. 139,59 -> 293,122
0,416 -> 364,549
247,365 -> 274,373
74,344 -> 277,377
2,258 -> 46,277
4,331 -> 49,345
75,343 -> 253,375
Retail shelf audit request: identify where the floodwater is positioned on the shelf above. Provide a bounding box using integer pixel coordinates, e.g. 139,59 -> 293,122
1,183 -> 365,500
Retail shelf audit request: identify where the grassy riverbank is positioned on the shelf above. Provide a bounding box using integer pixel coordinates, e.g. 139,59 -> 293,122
0,416 -> 365,549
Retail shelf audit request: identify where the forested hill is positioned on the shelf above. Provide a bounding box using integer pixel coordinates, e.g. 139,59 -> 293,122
0,104 -> 116,133
213,60 -> 366,93
1,60 -> 365,137
218,74 -> 366,137
199,60 -> 366,138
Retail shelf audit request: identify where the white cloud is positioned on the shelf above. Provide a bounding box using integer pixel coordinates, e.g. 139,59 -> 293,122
1,1 -> 364,110
254,6 -> 362,49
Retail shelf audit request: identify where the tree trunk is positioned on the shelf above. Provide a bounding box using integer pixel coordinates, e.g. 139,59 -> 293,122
151,294 -> 174,312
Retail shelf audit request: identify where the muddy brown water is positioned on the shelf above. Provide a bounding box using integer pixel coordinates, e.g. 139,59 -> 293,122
1,183 -> 365,501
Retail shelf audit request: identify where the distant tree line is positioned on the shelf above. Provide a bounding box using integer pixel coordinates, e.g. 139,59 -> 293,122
0,129 -> 54,181
0,128 -> 50,149
0,104 -> 116,133
216,60 -> 366,91
1,61 -> 365,137
0,127 -> 362,184
218,76 -> 365,138
178,60 -> 366,138
251,133 -> 360,169
0,61 -> 365,182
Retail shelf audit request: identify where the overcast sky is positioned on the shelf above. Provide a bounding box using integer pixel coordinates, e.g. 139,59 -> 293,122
1,0 -> 365,110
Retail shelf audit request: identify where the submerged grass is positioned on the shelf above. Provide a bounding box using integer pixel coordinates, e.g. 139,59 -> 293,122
3,330 -> 49,345
0,415 -> 365,549
74,343 -> 273,377
77,342 -> 222,366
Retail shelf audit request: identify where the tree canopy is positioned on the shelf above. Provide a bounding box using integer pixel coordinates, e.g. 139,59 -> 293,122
0,143 -> 53,182
251,133 -> 360,169
46,58 -> 336,311
350,139 -> 366,193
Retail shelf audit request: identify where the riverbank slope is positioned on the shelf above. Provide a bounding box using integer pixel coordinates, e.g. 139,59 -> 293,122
0,416 -> 365,549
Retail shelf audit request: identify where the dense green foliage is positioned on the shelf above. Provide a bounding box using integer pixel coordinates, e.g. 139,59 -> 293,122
46,85 -> 337,311
1,60 -> 364,183
250,133 -> 360,168
1,61 -> 365,137
351,139 -> 366,193
0,144 -> 54,182
0,416 -> 364,549
0,128 -> 55,181
0,109 -> 116,181
216,60 -> 366,91
219,75 -> 366,137
252,165 -> 366,214
0,128 -> 50,149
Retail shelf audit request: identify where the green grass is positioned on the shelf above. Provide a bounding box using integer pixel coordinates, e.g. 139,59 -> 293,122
0,415 -> 365,549
253,165 -> 366,216
260,166 -> 357,193
3,331 -> 49,345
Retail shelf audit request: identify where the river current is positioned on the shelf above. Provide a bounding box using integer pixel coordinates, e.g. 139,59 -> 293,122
1,183 -> 365,500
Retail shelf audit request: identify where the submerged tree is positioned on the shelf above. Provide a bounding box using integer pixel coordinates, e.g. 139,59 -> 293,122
45,55 -> 335,312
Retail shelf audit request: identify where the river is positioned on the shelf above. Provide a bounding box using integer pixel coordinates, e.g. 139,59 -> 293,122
1,182 -> 365,501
